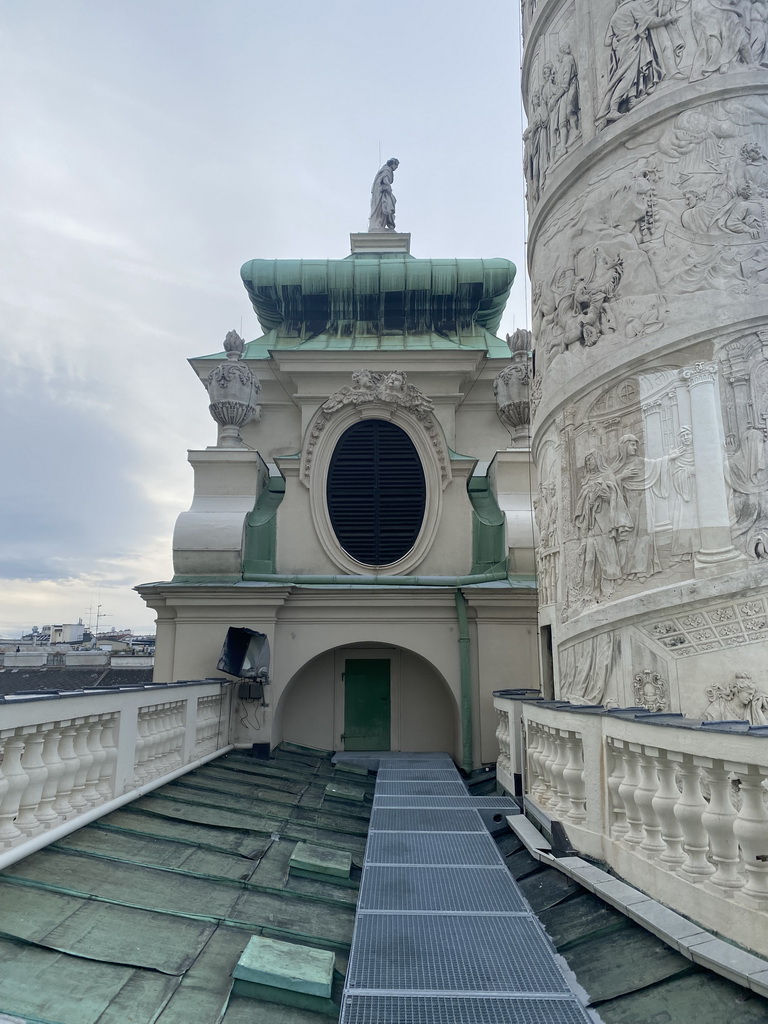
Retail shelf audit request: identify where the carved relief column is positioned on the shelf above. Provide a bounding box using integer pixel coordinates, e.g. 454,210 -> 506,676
682,363 -> 743,568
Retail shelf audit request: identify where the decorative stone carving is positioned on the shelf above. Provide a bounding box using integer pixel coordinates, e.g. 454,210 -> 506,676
368,158 -> 399,232
560,633 -> 622,705
525,43 -> 581,205
642,596 -> 768,655
302,370 -> 447,484
531,99 -> 768,371
494,330 -> 532,445
633,669 -> 669,711
204,331 -> 262,448
703,672 -> 768,724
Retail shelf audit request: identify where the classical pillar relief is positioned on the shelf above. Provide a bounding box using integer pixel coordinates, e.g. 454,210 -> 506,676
530,97 -> 768,374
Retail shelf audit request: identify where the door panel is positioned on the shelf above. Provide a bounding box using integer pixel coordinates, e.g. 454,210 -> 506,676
343,658 -> 391,751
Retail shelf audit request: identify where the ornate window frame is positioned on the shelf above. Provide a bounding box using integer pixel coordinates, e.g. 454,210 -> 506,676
300,371 -> 450,575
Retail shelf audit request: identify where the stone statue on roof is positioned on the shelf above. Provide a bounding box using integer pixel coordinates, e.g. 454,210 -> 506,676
368,158 -> 399,231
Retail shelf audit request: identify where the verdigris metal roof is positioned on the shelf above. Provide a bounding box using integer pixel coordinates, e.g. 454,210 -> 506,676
0,745 -> 371,1024
235,256 -> 515,349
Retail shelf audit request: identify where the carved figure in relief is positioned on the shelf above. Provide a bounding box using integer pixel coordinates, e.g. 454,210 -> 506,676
690,0 -> 754,80
726,424 -> 768,557
560,633 -> 622,704
523,90 -> 546,202
595,0 -> 682,128
553,44 -> 581,158
703,672 -> 768,724
751,0 -> 768,64
669,426 -> 697,562
368,158 -> 399,232
574,451 -> 632,597
611,433 -> 668,578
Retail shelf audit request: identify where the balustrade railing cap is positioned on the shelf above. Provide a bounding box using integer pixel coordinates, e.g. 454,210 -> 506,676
747,725 -> 768,736
563,704 -> 605,714
605,707 -> 654,718
700,720 -> 752,733
493,688 -> 542,698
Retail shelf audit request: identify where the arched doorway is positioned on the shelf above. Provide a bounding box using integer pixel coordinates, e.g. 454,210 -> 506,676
276,643 -> 458,757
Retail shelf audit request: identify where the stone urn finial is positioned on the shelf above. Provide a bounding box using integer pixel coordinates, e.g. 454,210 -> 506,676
204,330 -> 262,448
494,330 -> 533,446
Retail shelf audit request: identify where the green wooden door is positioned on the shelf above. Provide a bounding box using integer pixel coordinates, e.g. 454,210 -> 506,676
343,658 -> 391,751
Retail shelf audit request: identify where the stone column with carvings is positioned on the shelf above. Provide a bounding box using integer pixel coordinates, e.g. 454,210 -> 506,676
524,0 -> 768,714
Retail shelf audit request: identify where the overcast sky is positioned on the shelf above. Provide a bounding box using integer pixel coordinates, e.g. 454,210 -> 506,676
0,1 -> 526,637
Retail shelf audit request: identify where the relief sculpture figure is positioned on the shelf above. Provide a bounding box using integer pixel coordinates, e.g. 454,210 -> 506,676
690,0 -> 754,80
595,0 -> 682,129
703,672 -> 768,724
611,433 -> 669,579
574,451 -> 632,598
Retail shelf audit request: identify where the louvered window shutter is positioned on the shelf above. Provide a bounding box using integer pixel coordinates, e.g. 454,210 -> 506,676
327,420 -> 426,566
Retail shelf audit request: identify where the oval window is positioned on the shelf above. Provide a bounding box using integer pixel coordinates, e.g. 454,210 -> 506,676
327,420 -> 426,566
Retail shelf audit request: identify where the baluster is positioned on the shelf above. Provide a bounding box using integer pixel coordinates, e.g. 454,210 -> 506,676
618,747 -> 644,846
52,723 -> 80,819
550,731 -> 571,816
700,759 -> 742,893
0,731 -> 28,846
563,733 -> 587,822
83,718 -> 105,806
98,715 -> 118,800
652,751 -> 686,867
527,722 -> 544,800
69,719 -> 94,812
731,765 -> 768,902
133,711 -> 148,784
607,741 -> 628,839
636,749 -> 665,856
36,725 -> 65,828
539,728 -> 558,807
673,755 -> 715,880
16,727 -> 48,835
172,703 -> 185,766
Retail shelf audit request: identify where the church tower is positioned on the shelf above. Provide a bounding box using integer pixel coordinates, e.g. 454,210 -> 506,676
139,175 -> 539,767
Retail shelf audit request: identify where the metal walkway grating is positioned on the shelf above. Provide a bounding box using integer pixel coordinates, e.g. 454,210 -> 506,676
365,831 -> 506,866
341,995 -> 596,1024
340,752 -> 594,1023
358,866 -> 527,912
369,808 -> 487,832
375,781 -> 470,796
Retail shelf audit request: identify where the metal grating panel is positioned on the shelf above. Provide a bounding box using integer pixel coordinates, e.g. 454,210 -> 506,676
376,770 -> 461,781
377,758 -> 455,768
373,796 -> 517,808
376,782 -> 469,796
366,831 -> 506,866
346,915 -> 571,994
369,809 -> 486,832
359,866 -> 526,912
341,994 -> 594,1024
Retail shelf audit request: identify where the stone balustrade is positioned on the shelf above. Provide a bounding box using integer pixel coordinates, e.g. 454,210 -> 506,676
494,695 -> 768,957
0,681 -> 233,865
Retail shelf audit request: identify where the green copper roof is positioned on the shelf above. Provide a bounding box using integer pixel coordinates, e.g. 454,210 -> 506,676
238,256 -> 515,345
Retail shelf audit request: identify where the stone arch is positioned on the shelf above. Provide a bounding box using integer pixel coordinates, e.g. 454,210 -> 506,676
272,641 -> 459,758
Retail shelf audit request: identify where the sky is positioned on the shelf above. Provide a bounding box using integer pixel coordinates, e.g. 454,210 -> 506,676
0,1 -> 527,638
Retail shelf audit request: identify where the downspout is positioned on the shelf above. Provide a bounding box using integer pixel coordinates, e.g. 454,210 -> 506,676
454,588 -> 473,772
